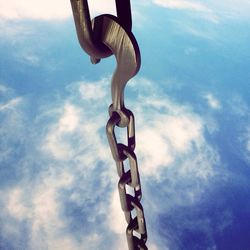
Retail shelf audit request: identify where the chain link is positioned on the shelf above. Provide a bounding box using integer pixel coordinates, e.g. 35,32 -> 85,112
106,107 -> 148,250
70,1 -> 147,248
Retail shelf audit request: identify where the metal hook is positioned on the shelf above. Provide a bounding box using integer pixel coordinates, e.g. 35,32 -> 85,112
94,14 -> 141,127
70,0 -> 132,64
70,0 -> 111,63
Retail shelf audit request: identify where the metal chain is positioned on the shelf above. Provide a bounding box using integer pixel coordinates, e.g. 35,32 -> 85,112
70,1 -> 147,249
106,106 -> 148,250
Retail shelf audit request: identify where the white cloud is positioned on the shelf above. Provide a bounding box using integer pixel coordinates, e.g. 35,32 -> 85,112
209,0 -> 250,20
132,84 -> 218,182
7,188 -> 29,221
88,0 -> 116,17
17,50 -> 40,65
230,95 -> 248,117
0,0 -> 71,20
153,0 -> 211,12
42,103 -> 80,160
152,0 -> 250,22
125,79 -> 220,230
0,84 -> 8,93
162,115 -> 203,152
79,82 -> 107,101
4,169 -> 84,250
58,103 -> 80,132
242,127 -> 250,161
247,139 -> 250,153
41,77 -> 217,248
30,171 -> 76,250
178,23 -> 218,39
1,0 -> 248,21
137,128 -> 174,176
152,0 -> 219,23
0,86 -> 27,164
203,93 -> 221,110
226,95 -> 250,162
0,0 -> 116,20
107,189 -> 129,250
41,79 -> 112,164
137,109 -> 216,178
108,189 -> 127,234
0,78 -> 220,249
0,97 -> 22,111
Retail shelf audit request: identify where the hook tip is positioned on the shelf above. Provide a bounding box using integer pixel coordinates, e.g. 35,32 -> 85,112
90,57 -> 101,64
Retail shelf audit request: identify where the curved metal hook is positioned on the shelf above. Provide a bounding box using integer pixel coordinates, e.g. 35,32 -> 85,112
94,15 -> 141,126
70,0 -> 132,64
70,0 -> 111,63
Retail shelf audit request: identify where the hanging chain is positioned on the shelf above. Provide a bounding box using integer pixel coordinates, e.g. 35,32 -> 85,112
106,106 -> 148,250
70,1 -> 148,249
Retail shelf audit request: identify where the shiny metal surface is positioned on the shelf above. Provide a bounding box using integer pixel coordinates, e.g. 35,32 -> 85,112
70,0 -> 112,63
70,1 -> 147,249
96,14 -> 140,127
70,0 -> 132,63
106,109 -> 148,250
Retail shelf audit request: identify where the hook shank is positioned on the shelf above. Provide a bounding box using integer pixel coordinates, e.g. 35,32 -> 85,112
95,15 -> 141,116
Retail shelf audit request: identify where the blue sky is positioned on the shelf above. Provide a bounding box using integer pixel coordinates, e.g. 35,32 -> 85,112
0,0 -> 250,249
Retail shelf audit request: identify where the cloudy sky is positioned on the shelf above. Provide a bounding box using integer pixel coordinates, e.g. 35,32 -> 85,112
0,0 -> 250,249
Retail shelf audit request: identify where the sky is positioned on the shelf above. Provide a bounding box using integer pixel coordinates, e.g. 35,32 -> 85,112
0,0 -> 250,249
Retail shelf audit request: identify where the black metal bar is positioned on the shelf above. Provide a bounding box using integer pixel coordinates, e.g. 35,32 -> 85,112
115,0 -> 132,31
